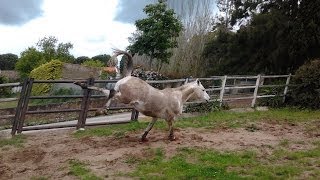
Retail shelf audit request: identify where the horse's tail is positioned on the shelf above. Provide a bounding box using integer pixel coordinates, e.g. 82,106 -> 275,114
112,49 -> 133,77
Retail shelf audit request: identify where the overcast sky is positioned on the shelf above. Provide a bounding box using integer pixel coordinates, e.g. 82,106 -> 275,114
0,0 -> 158,57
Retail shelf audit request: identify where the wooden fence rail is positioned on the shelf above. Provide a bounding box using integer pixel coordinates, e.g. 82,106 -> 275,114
0,74 -> 293,135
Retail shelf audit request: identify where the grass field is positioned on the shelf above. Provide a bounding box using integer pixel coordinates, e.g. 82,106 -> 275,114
71,108 -> 320,179
74,108 -> 320,138
1,108 -> 319,179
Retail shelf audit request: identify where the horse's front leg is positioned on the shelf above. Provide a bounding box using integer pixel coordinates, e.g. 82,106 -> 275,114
167,118 -> 176,141
140,117 -> 157,142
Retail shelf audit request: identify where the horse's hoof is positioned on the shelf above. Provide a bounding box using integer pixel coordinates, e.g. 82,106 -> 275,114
168,136 -> 176,141
139,138 -> 148,143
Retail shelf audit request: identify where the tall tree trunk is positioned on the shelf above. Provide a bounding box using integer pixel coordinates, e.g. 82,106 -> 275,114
161,0 -> 214,77
149,57 -> 153,70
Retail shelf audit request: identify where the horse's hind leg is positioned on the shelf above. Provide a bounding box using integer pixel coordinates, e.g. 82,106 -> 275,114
103,89 -> 119,110
167,118 -> 176,141
104,98 -> 112,109
141,117 -> 157,142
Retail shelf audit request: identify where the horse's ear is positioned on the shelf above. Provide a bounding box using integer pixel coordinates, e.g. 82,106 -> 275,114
196,78 -> 200,85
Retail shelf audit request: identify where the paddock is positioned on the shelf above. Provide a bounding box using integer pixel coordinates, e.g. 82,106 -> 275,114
0,74 -> 293,135
1,74 -> 320,179
1,108 -> 319,179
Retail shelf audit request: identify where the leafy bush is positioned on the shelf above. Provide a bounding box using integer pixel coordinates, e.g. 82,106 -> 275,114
0,53 -> 18,70
31,87 -> 80,105
81,60 -> 104,68
30,60 -> 63,95
258,95 -> 283,108
74,56 -> 90,64
51,87 -> 81,96
92,54 -> 111,66
0,75 -> 12,98
184,101 -> 221,113
15,47 -> 44,78
100,71 -> 110,80
258,85 -> 285,108
287,59 -> 320,109
132,68 -> 169,89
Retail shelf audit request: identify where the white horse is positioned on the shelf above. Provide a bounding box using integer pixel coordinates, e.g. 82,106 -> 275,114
75,50 -> 210,141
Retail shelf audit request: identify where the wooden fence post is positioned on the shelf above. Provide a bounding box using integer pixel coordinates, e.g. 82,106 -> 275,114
219,75 -> 227,107
11,79 -> 28,136
130,109 -> 139,121
282,73 -> 291,103
134,111 -> 139,120
251,74 -> 261,108
17,78 -> 34,134
77,77 -> 94,129
184,78 -> 189,84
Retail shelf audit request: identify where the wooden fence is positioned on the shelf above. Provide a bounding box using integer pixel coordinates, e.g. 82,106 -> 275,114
0,74 -> 292,135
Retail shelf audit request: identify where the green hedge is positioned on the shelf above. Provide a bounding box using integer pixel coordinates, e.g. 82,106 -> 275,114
30,60 -> 63,95
287,59 -> 320,109
0,75 -> 12,98
81,60 -> 104,68
184,101 -> 221,113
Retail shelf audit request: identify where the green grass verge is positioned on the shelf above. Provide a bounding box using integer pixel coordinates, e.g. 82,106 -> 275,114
0,101 -> 18,109
177,108 -> 320,129
71,108 -> 320,178
69,159 -> 102,180
0,134 -> 26,148
73,121 -> 159,138
73,108 -> 320,138
125,144 -> 320,179
127,147 -> 250,179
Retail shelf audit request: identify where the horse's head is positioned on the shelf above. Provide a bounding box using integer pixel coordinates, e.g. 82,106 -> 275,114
188,79 -> 210,102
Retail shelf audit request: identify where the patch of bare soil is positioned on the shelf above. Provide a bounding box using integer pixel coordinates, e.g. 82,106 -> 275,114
0,121 -> 318,179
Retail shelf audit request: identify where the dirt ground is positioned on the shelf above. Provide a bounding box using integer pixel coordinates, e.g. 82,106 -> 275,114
0,120 -> 318,180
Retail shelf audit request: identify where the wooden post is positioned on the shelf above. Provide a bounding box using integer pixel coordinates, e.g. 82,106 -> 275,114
11,79 -> 28,136
282,73 -> 291,103
17,78 -> 34,134
219,75 -> 227,107
130,109 -> 135,121
184,78 -> 189,84
77,77 -> 94,129
251,75 -> 261,108
134,111 -> 139,120
130,109 -> 139,121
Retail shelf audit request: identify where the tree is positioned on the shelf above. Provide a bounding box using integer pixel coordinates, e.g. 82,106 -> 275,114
204,0 -> 320,75
15,36 -> 75,78
56,42 -> 75,63
15,47 -> 44,78
215,0 -> 235,29
0,75 -> 11,98
74,56 -> 90,64
81,60 -> 104,68
36,36 -> 57,62
36,36 -> 75,63
229,0 -> 263,27
163,0 -> 214,77
92,54 -> 111,66
0,53 -> 18,70
288,59 -> 320,109
128,0 -> 183,71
